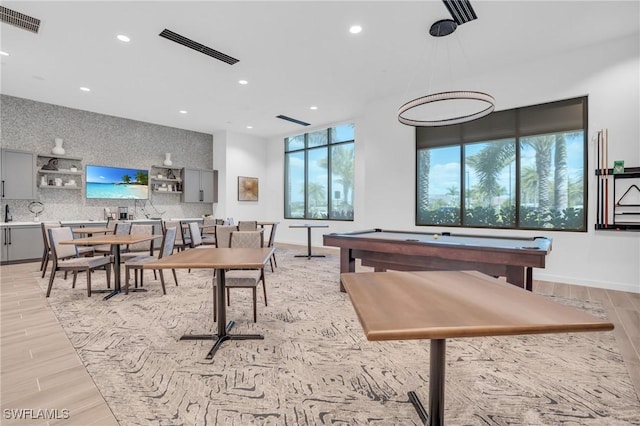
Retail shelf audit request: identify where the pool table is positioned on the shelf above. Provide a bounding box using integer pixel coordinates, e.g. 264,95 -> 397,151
323,229 -> 552,292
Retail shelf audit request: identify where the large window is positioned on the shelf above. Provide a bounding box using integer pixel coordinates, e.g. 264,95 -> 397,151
285,124 -> 354,220
416,97 -> 587,231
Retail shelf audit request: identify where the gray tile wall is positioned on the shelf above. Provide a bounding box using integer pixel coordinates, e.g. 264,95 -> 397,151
1,95 -> 214,222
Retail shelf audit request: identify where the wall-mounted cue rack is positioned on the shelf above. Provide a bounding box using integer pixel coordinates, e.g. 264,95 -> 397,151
594,128 -> 640,231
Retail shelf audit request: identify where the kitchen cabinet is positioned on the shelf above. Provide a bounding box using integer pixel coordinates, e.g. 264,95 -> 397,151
183,168 -> 217,203
1,224 -> 43,264
1,149 -> 36,200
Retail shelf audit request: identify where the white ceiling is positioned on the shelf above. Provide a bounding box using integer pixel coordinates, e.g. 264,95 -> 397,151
1,1 -> 638,139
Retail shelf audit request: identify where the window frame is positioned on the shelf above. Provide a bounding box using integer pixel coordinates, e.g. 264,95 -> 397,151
415,97 -> 588,232
284,125 -> 355,221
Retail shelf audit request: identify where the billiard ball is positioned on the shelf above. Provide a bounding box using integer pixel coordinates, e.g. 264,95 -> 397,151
433,234 -> 439,239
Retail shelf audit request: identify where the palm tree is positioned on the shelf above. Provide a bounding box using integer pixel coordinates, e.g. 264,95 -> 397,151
525,136 -> 554,211
306,182 -> 326,208
135,171 -> 148,185
520,166 -> 539,205
318,144 -> 354,208
417,149 -> 431,211
121,174 -> 131,184
554,134 -> 568,210
466,141 -> 514,206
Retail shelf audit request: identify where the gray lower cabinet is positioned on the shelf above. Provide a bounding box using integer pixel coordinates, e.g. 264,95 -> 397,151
1,225 -> 43,264
1,149 -> 36,200
183,168 -> 217,203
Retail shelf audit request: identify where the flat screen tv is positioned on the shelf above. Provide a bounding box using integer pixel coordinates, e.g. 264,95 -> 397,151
86,165 -> 149,199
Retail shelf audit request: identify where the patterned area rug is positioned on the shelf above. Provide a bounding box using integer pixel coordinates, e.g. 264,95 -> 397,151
37,248 -> 640,425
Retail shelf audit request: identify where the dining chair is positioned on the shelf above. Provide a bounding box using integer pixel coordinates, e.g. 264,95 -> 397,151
124,226 -> 179,295
46,227 -> 112,297
187,221 -> 216,247
121,224 -> 155,261
213,230 -> 267,323
39,222 -> 60,278
214,225 -> 237,248
94,221 -> 131,255
237,221 -> 258,231
163,220 -> 189,252
266,222 -> 279,272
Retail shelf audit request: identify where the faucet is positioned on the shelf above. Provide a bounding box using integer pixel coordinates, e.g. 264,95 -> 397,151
4,204 -> 11,222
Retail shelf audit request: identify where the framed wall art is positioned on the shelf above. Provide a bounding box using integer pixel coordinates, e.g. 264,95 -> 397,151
238,176 -> 259,201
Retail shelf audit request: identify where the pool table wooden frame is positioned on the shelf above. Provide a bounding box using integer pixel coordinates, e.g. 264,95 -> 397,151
323,229 -> 552,292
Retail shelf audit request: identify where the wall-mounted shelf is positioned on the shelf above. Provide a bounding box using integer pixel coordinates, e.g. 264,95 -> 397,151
36,154 -> 83,190
150,165 -> 183,194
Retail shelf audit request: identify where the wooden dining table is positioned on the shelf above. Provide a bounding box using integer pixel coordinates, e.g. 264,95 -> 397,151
341,270 -> 615,426
61,234 -> 161,300
143,246 -> 274,359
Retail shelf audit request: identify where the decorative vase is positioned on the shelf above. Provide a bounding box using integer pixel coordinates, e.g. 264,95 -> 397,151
163,153 -> 173,166
52,138 -> 65,155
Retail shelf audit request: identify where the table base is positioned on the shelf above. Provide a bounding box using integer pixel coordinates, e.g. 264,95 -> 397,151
94,288 -> 147,300
294,254 -> 325,259
408,339 -> 445,426
180,320 -> 264,359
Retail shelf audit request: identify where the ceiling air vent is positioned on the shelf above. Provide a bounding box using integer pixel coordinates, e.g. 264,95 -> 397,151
0,6 -> 40,33
159,29 -> 239,65
442,0 -> 477,25
276,115 -> 311,127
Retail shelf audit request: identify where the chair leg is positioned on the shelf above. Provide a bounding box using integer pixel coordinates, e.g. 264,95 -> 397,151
41,253 -> 50,278
39,248 -> 47,271
46,269 -> 57,297
227,288 -> 231,306
261,271 -> 268,306
272,252 -> 278,268
86,269 -> 92,297
72,271 -> 77,288
140,270 -> 144,288
125,266 -> 131,295
269,256 -> 274,272
172,269 -> 179,286
158,269 -> 167,295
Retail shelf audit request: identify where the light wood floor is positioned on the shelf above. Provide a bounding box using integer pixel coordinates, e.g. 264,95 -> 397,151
1,256 -> 639,425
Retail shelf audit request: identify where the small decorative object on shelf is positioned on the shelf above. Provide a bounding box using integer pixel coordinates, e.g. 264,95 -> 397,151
52,137 -> 65,155
163,153 -> 173,166
41,158 -> 59,170
167,169 -> 176,180
70,164 -> 79,172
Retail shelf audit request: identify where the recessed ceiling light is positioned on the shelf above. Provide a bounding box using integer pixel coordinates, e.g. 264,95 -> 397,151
349,25 -> 362,34
238,80 -> 248,85
310,106 -> 318,110
246,125 -> 253,129
117,34 -> 131,43
179,110 -> 188,114
80,87 -> 91,92
0,51 -> 9,56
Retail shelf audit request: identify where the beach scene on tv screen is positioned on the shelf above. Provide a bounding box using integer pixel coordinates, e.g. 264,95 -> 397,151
86,165 -> 149,199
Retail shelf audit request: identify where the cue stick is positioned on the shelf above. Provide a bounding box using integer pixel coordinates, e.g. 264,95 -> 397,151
605,128 -> 609,228
596,131 -> 601,227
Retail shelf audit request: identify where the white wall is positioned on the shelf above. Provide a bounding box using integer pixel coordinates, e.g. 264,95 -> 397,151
230,33 -> 640,293
214,131 -> 270,223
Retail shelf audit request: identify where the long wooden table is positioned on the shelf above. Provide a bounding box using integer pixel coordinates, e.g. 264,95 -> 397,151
144,247 -> 274,359
341,270 -> 614,426
62,234 -> 160,300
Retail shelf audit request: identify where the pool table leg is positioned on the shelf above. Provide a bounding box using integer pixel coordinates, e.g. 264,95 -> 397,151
339,248 -> 355,292
505,265 -> 527,290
